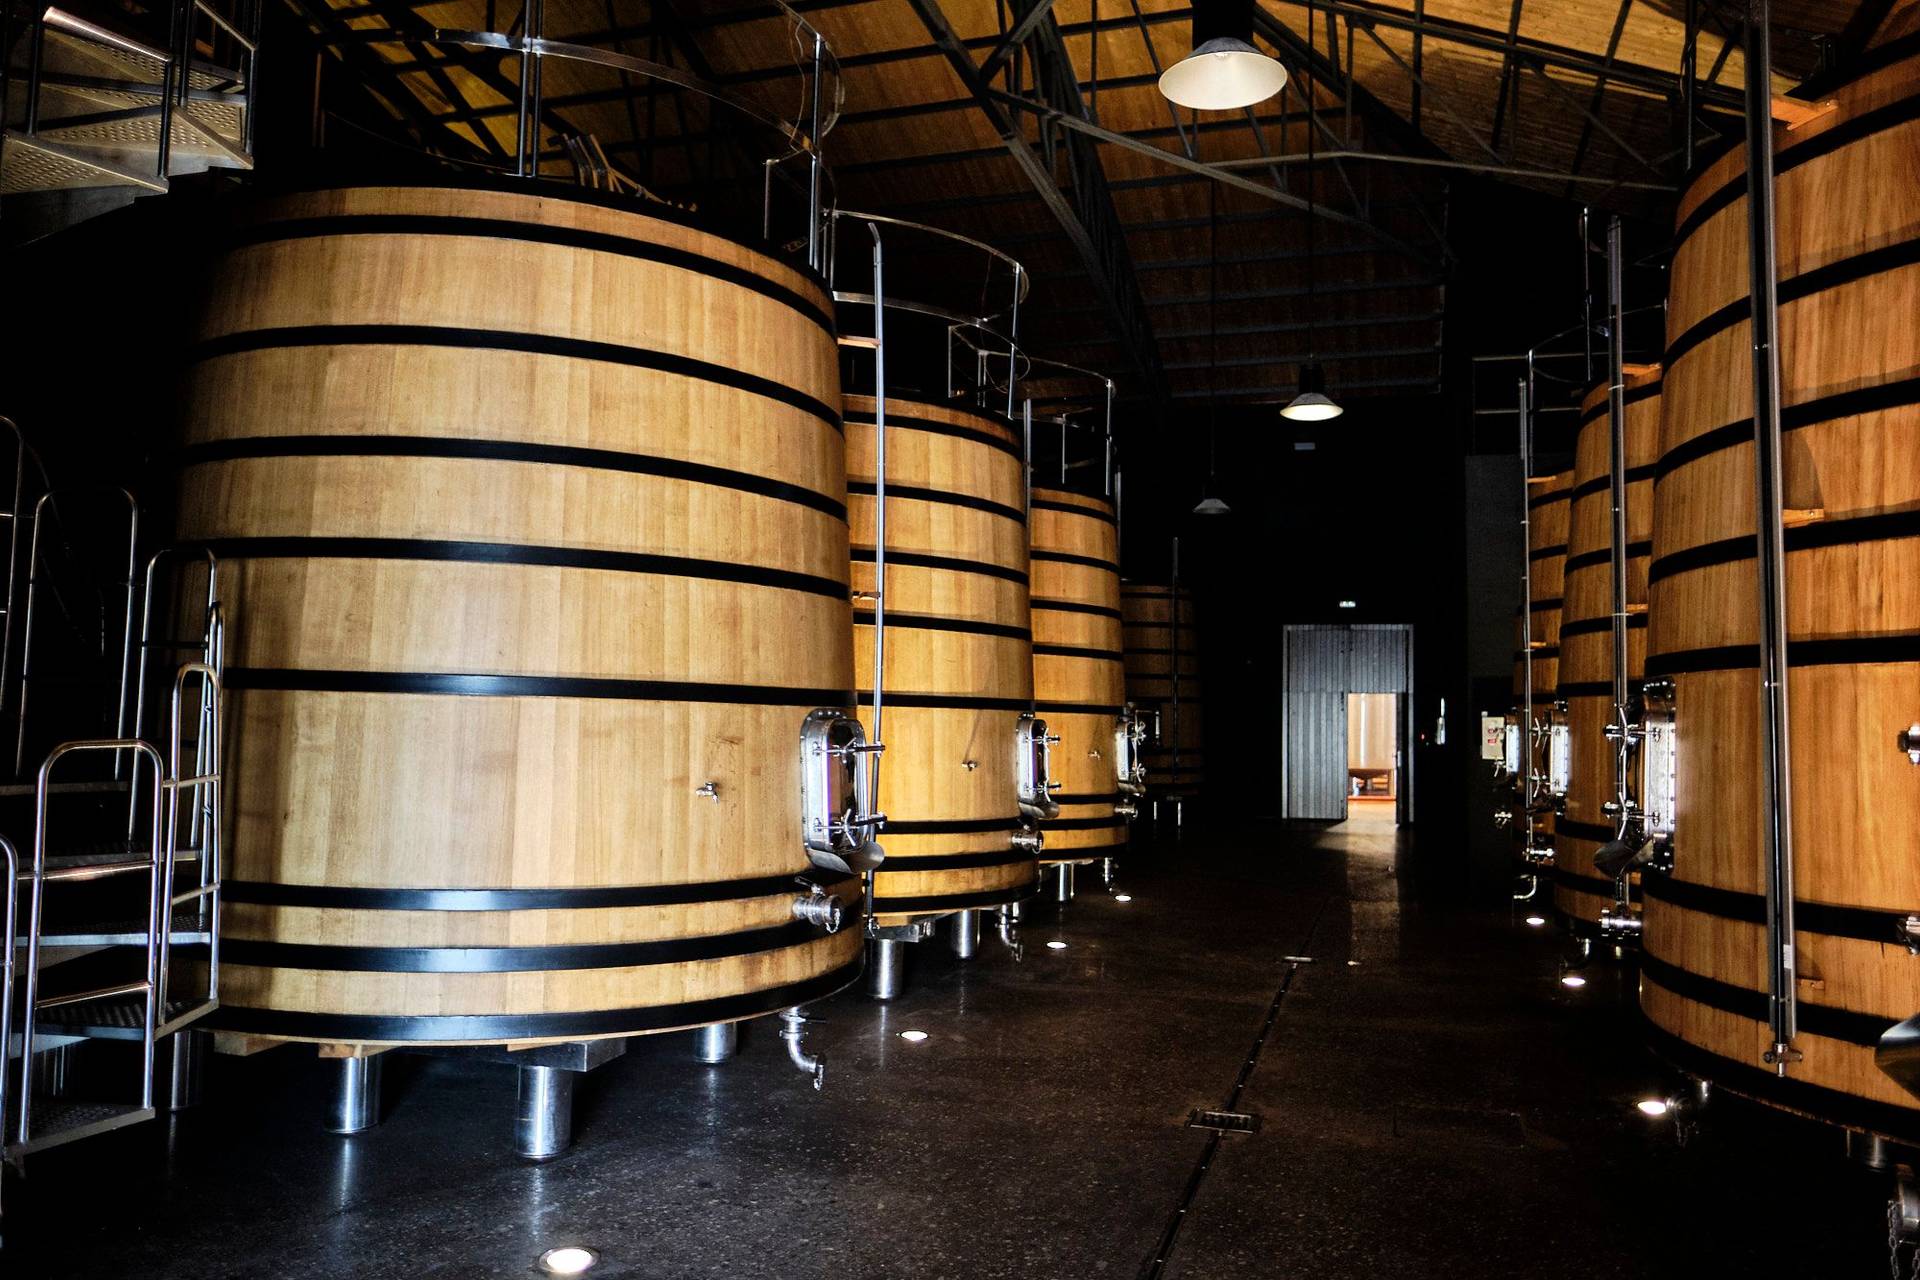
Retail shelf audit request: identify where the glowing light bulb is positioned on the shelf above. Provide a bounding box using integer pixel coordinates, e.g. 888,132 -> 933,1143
1560,974 -> 1587,989
1636,1098 -> 1670,1117
539,1247 -> 599,1275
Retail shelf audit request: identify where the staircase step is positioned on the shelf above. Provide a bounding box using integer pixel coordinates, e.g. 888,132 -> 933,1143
33,994 -> 216,1041
0,130 -> 166,195
3,1098 -> 154,1158
30,915 -> 212,948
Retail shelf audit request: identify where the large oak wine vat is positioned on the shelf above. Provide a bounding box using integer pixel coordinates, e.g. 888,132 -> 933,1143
178,183 -> 864,1046
1508,470 -> 1571,852
1122,584 -> 1202,798
1029,486 -> 1127,861
1515,469 -> 1573,709
846,395 -> 1039,924
1644,52 -> 1920,1139
1554,370 -> 1660,933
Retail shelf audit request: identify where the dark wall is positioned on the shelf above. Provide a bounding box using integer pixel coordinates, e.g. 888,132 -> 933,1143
1111,176 -> 1671,902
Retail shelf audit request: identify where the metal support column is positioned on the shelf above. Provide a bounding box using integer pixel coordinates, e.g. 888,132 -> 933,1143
1742,0 -> 1800,1076
949,909 -> 981,959
1051,862 -> 1075,903
867,937 -> 907,1000
514,1065 -> 573,1160
326,1056 -> 383,1134
692,1022 -> 738,1064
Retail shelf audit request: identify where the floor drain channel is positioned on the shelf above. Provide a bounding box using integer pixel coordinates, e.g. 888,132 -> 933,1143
1186,1110 -> 1261,1135
1138,897 -> 1329,1280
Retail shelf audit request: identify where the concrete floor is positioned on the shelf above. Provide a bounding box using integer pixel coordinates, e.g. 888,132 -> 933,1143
1,812 -> 1896,1277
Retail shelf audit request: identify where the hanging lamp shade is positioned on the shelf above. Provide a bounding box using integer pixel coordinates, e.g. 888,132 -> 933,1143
1159,0 -> 1287,110
1281,362 -> 1344,422
1193,494 -> 1232,516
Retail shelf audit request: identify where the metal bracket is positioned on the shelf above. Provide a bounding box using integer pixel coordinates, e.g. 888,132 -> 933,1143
799,709 -> 885,875
867,919 -> 935,943
1016,712 -> 1061,821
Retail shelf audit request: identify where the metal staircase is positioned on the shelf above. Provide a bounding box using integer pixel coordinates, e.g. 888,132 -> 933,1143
2,0 -> 257,220
0,423 -> 226,1239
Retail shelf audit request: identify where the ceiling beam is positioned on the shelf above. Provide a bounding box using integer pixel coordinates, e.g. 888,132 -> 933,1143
990,88 -> 1435,266
905,0 -> 1167,401
978,0 -> 1060,83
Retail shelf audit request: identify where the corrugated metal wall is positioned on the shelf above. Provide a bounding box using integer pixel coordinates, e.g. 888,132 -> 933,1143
1282,626 -> 1412,820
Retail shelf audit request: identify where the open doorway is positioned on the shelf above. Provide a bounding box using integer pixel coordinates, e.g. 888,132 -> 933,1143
1280,624 -> 1414,824
1347,692 -> 1400,800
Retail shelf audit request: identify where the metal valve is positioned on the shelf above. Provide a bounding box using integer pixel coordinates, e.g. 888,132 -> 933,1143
1900,723 -> 1920,765
695,781 -> 720,802
1010,826 -> 1044,854
1597,909 -> 1643,944
790,882 -> 844,934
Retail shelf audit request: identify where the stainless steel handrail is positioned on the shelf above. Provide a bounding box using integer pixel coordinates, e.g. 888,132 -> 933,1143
1021,356 -> 1117,498
830,208 -> 1028,420
352,1 -> 842,268
16,737 -> 167,1148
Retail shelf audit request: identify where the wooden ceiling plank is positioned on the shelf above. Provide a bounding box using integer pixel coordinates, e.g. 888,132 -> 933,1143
1563,0 -> 1641,186
905,0 -> 1168,399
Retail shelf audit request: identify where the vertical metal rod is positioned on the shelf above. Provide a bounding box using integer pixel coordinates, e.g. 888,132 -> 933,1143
1170,536 -> 1182,782
806,32 -> 824,271
867,224 -> 887,790
111,495 -> 139,779
514,10 -> 531,175
1517,377 -> 1536,824
157,3 -> 176,180
1742,0 -> 1798,1074
1022,399 -> 1034,528
1580,206 -> 1594,386
164,1028 -> 209,1111
1102,379 -> 1114,498
0,419 -> 25,732
1007,264 -> 1023,422
1682,0 -> 1698,173
527,0 -> 544,175
1605,217 -> 1633,911
0,837 -> 15,1168
25,15 -> 46,134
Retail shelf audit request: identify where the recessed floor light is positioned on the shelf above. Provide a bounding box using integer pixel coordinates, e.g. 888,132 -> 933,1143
1045,940 -> 1068,950
898,1030 -> 929,1043
1524,915 -> 1546,927
1114,894 -> 1133,903
1636,1098 -> 1670,1117
1561,974 -> 1588,989
539,1247 -> 599,1275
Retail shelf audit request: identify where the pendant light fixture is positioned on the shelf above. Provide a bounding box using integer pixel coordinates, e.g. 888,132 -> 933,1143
1159,0 -> 1288,111
1195,180 -> 1231,516
1282,1 -> 1343,424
